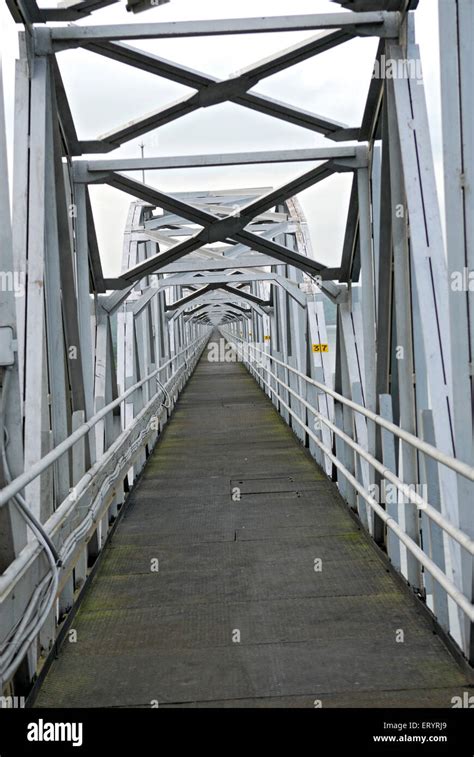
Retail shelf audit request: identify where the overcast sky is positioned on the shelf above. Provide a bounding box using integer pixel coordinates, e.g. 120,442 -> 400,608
0,0 -> 443,277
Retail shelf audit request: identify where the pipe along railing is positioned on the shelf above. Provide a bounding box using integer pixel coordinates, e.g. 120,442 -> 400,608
221,330 -> 474,632
0,334 -> 208,686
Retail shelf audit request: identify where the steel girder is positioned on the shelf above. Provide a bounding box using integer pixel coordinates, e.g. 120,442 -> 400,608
439,0 -> 474,663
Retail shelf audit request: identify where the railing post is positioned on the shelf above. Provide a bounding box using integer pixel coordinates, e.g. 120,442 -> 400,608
420,409 -> 450,633
72,410 -> 87,590
379,394 -> 401,572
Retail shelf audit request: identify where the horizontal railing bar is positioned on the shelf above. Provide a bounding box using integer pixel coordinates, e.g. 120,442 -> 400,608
228,337 -> 474,622
227,338 -> 474,555
0,336 -> 207,509
0,338 -> 208,599
225,333 -> 474,483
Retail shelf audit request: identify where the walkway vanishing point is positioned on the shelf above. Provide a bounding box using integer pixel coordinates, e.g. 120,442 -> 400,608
33,337 -> 470,708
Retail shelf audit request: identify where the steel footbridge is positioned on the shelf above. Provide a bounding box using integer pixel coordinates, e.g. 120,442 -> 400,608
0,0 -> 473,709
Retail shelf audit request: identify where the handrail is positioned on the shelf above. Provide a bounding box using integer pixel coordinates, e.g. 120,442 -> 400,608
224,332 -> 474,621
224,332 -> 474,482
251,343 -> 474,554
226,336 -> 474,555
0,338 -> 207,597
0,336 -> 207,509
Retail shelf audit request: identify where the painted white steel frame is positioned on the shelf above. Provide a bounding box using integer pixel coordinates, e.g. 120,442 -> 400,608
0,0 -> 473,699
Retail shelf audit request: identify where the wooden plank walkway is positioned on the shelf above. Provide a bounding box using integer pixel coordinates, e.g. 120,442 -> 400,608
35,338 -> 469,708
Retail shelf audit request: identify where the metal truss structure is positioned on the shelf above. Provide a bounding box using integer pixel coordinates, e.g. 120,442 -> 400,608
0,0 -> 473,698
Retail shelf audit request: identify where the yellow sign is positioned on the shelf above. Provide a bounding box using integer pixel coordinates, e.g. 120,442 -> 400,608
264,335 -> 271,341
312,344 -> 329,353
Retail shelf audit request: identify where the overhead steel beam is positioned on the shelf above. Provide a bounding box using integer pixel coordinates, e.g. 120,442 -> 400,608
239,162 -> 337,218
75,147 -> 362,177
102,170 -> 335,284
157,255 -> 280,273
181,301 -> 251,319
165,283 -> 221,311
186,307 -> 251,322
136,225 -> 302,273
104,233 -> 339,287
36,12 -> 401,50
234,230 -> 326,277
174,292 -> 267,321
151,271 -> 307,307
96,84 -> 354,149
105,172 -> 214,227
221,284 -> 271,307
76,34 -> 360,146
84,30 -> 352,87
165,282 -> 271,311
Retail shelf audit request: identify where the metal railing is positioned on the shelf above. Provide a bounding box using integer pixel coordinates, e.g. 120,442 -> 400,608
222,330 -> 474,626
0,337 -> 206,509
